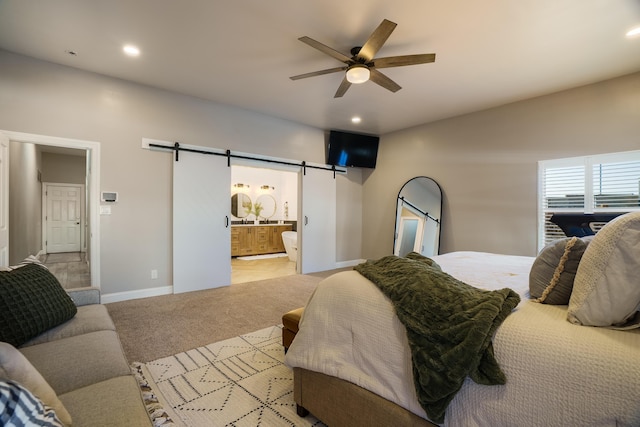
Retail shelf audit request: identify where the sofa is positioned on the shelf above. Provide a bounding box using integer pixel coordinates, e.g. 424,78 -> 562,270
0,258 -> 151,426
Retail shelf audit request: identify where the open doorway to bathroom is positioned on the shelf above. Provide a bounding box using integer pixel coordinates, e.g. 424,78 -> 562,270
230,164 -> 298,284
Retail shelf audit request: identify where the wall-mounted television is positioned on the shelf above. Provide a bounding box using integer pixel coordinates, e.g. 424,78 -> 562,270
326,130 -> 380,168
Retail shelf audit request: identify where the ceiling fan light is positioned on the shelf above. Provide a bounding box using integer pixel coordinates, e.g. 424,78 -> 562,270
346,65 -> 370,84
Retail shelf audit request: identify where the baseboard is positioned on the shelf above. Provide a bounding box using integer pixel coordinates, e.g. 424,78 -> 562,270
334,259 -> 366,268
101,285 -> 173,304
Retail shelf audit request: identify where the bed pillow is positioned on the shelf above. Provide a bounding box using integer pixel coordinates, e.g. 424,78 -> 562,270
0,263 -> 77,347
567,211 -> 640,328
0,380 -> 65,427
529,237 -> 588,304
0,342 -> 72,426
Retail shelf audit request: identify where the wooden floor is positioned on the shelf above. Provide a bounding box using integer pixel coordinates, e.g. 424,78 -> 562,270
44,251 -> 296,288
42,252 -> 91,289
231,254 -> 297,284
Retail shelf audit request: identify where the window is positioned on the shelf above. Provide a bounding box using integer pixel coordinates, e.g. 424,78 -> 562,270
538,151 -> 640,250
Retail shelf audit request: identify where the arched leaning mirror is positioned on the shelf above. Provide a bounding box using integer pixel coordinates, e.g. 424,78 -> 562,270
255,194 -> 277,220
231,193 -> 252,218
393,177 -> 442,257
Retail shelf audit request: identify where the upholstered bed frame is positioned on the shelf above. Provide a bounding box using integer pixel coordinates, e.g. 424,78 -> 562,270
293,368 -> 436,427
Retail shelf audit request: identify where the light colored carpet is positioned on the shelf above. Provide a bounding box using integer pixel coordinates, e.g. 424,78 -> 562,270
133,326 -> 325,426
107,271 -> 350,363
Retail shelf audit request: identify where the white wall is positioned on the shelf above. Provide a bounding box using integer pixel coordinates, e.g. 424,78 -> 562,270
0,50 -> 363,295
230,165 -> 298,222
364,72 -> 640,259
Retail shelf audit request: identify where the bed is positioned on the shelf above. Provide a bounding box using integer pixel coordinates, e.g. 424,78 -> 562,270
285,247 -> 640,426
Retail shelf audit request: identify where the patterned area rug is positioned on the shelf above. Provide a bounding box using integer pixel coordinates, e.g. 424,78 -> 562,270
132,326 -> 325,427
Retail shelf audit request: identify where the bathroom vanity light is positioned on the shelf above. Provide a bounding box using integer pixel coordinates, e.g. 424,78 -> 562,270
260,185 -> 274,190
233,183 -> 249,188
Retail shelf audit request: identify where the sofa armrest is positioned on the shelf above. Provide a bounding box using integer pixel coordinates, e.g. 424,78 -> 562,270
66,287 -> 101,306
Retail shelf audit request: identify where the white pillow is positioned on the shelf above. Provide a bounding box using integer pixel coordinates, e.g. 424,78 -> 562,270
0,342 -> 72,426
567,211 -> 640,328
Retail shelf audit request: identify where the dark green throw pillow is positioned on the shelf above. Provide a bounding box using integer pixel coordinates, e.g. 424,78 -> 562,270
0,263 -> 77,347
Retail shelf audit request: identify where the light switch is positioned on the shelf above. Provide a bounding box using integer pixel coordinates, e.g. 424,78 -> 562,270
100,205 -> 112,215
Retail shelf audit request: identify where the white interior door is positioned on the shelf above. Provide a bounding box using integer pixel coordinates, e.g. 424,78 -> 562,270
0,134 -> 8,266
173,151 -> 231,293
300,167 -> 336,274
396,218 -> 419,257
45,184 -> 82,253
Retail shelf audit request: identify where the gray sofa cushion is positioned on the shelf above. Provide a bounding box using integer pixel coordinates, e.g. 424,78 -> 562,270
0,342 -> 72,426
21,305 -> 116,347
19,330 -> 131,395
66,287 -> 101,307
59,376 -> 152,427
0,264 -> 77,347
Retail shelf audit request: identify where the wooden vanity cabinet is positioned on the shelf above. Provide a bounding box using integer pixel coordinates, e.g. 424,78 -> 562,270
231,224 -> 292,256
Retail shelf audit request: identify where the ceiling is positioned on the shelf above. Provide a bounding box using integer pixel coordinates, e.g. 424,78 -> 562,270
1,0 -> 639,135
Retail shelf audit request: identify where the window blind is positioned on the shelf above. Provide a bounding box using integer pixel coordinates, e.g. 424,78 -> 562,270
538,151 -> 640,250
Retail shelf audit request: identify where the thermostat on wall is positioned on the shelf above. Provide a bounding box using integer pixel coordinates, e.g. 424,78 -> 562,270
101,191 -> 118,203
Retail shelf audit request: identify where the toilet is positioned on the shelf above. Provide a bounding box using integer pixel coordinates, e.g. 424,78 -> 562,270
281,231 -> 297,262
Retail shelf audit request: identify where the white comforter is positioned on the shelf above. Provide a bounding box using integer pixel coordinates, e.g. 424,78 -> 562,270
285,252 -> 640,426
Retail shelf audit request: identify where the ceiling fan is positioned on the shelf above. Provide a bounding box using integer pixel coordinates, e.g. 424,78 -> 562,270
290,19 -> 436,98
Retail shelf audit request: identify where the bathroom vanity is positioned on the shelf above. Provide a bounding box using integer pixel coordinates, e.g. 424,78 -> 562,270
231,224 -> 293,257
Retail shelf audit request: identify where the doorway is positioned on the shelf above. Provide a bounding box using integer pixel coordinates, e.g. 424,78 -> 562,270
0,130 -> 101,287
230,164 -> 299,284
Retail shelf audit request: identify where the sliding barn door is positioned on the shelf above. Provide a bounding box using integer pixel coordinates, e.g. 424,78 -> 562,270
173,152 -> 231,293
300,167 -> 336,274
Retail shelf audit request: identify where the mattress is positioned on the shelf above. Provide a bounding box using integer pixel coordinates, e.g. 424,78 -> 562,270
285,251 -> 640,426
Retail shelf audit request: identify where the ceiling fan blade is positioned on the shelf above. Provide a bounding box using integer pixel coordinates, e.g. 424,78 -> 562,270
290,66 -> 347,80
372,53 -> 436,69
369,69 -> 401,93
334,76 -> 352,98
357,19 -> 397,62
298,36 -> 352,64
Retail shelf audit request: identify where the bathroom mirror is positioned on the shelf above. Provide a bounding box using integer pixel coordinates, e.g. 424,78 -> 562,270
393,176 -> 442,257
231,193 -> 252,218
255,194 -> 277,219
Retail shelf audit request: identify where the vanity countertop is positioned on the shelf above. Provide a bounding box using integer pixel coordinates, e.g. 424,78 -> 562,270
231,223 -> 291,227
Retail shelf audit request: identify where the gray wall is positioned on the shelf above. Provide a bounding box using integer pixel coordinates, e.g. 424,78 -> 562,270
363,72 -> 640,259
8,142 -> 42,264
41,152 -> 86,184
0,50 -> 363,295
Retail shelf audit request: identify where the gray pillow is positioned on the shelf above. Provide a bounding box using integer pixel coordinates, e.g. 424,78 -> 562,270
529,237 -> 588,304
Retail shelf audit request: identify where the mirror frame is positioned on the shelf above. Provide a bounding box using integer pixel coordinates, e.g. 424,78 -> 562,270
231,193 -> 252,218
255,194 -> 277,219
393,176 -> 443,256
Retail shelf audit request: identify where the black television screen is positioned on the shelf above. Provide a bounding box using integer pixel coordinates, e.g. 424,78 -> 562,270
326,130 -> 380,168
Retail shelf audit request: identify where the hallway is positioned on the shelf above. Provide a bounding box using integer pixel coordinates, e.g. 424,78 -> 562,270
42,252 -> 91,289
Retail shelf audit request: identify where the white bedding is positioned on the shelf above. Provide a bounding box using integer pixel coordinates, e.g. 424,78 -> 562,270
285,251 -> 640,426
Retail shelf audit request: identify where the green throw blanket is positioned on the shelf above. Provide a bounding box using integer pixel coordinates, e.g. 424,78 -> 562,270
354,252 -> 520,424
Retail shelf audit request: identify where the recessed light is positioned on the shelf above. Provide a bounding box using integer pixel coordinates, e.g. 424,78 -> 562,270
626,26 -> 640,38
123,44 -> 140,57
351,116 -> 362,124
